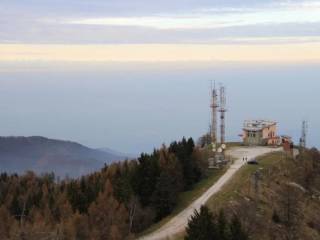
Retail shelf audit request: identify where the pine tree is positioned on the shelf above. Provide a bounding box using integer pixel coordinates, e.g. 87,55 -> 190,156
71,212 -> 90,240
217,210 -> 230,240
229,215 -> 248,240
0,206 -> 14,239
88,180 -> 129,240
169,137 -> 200,190
152,148 -> 182,220
185,206 -> 217,240
132,153 -> 160,206
152,171 -> 176,220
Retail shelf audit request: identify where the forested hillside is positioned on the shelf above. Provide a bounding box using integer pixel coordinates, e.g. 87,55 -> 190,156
0,137 -> 208,240
0,136 -> 125,178
1,137 -> 319,240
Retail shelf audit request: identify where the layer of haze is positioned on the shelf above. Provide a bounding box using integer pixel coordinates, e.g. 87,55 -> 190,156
0,62 -> 318,154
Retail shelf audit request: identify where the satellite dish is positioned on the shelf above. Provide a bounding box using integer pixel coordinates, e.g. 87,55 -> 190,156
221,144 -> 226,149
217,148 -> 223,153
211,143 -> 216,152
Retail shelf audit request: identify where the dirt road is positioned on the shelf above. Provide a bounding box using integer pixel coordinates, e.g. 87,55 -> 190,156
138,146 -> 282,240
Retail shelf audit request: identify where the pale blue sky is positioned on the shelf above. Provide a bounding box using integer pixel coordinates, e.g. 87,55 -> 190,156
1,0 -> 320,44
0,62 -> 318,153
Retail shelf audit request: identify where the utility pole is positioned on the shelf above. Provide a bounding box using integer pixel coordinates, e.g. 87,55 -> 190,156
299,120 -> 308,150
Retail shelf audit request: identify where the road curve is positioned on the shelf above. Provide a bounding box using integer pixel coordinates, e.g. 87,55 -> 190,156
138,146 -> 282,240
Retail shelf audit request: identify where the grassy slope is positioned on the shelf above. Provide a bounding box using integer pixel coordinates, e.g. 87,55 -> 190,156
206,151 -> 281,210
205,151 -> 320,240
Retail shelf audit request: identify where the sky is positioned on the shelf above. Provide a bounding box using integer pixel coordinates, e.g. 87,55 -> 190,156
0,1 -> 319,153
1,0 -> 320,61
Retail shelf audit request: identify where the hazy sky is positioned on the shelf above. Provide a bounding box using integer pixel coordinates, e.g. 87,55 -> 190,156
0,62 -> 319,153
0,1 -> 319,153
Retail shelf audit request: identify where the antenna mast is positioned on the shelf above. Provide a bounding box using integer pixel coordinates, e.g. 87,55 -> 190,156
219,85 -> 227,144
299,120 -> 308,149
211,81 -> 219,149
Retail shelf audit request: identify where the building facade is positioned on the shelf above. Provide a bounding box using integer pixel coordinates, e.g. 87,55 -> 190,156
242,120 -> 279,146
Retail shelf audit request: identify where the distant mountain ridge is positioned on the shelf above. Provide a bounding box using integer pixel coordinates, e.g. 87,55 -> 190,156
0,136 -> 126,178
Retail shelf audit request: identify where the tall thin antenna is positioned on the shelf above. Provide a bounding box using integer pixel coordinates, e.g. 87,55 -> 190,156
211,81 -> 219,148
219,84 -> 227,144
299,120 -> 308,149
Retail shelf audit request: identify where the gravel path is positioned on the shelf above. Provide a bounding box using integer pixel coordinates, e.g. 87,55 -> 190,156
138,146 -> 282,240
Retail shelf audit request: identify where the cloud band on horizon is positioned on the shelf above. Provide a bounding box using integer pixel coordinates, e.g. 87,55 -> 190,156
1,43 -> 320,62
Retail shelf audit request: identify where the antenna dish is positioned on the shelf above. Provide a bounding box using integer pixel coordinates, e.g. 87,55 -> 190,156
221,144 -> 226,149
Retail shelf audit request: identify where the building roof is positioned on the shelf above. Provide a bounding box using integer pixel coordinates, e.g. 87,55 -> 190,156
281,135 -> 292,139
243,120 -> 276,131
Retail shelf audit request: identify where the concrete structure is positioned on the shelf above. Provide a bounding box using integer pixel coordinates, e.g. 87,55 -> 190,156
282,135 -> 294,154
242,120 -> 279,146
